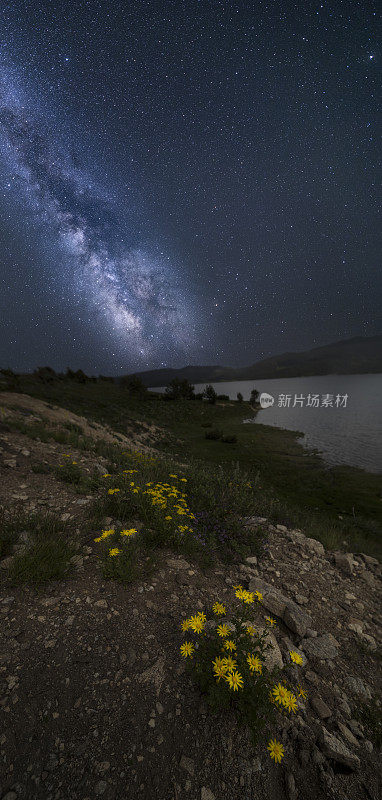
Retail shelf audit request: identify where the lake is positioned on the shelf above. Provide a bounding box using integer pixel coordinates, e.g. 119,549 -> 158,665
151,373 -> 382,474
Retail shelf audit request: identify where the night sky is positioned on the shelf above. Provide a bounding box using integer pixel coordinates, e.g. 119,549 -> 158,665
0,1 -> 380,374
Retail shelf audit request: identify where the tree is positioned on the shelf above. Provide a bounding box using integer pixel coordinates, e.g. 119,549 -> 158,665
237,392 -> 243,403
120,374 -> 147,394
34,366 -> 58,383
165,378 -> 195,401
65,368 -> 91,383
250,388 -> 259,406
203,384 -> 217,405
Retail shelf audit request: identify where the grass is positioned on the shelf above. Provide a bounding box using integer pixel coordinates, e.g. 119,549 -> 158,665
1,375 -> 381,558
0,511 -> 74,586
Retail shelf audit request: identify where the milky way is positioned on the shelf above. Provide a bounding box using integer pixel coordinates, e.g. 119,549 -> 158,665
0,64 -> 194,365
0,1 -> 380,374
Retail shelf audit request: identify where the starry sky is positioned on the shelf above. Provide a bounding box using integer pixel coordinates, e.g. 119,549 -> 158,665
0,0 -> 380,374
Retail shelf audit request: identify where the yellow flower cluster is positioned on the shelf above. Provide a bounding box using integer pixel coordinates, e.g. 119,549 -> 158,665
272,683 -> 298,713
234,585 -> 263,604
94,529 -> 115,542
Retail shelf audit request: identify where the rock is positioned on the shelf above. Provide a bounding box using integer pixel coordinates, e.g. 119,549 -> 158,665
167,558 -> 191,570
180,755 -> 195,776
295,594 -> 309,605
285,772 -> 296,799
337,698 -> 351,718
259,629 -> 283,671
304,538 -> 325,556
248,578 -> 287,617
305,629 -> 318,638
364,740 -> 373,753
245,556 -> 258,566
201,789 -> 215,800
359,570 -> 376,588
283,605 -> 312,637
70,555 -> 83,567
137,656 -> 166,697
347,619 -> 364,635
334,552 -> 355,575
337,722 -> 359,748
305,670 -> 320,686
94,599 -> 108,608
344,677 -> 371,700
302,634 -> 339,660
95,781 -> 107,795
358,633 -> 377,651
360,553 -> 379,569
319,727 -> 360,770
347,719 -> 363,738
310,695 -> 332,720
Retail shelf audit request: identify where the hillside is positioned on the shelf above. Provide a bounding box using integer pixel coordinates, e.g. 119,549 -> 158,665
0,388 -> 380,800
132,335 -> 382,386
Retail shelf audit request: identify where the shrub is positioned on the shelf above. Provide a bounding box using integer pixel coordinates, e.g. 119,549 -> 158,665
95,527 -> 153,584
56,460 -> 83,484
250,388 -> 259,406
217,394 -> 230,401
237,392 -> 243,402
205,428 -> 223,440
203,385 -> 217,404
165,378 -> 195,401
221,434 -> 237,444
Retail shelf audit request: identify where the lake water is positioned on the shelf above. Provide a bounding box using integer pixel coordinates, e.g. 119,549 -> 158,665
151,374 -> 382,474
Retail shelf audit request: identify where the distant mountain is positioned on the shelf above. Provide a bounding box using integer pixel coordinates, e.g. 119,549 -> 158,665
132,336 -> 382,387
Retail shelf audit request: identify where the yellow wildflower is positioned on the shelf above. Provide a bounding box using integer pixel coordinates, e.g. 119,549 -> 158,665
267,740 -> 284,764
221,656 -> 237,672
283,691 -> 298,713
189,615 -> 205,633
290,651 -> 304,666
272,683 -> 289,706
265,616 -> 276,626
224,670 -> 244,691
298,686 -> 307,700
254,590 -> 263,603
180,642 -> 194,658
181,619 -> 191,632
217,624 -> 229,638
247,654 -> 262,674
223,640 -> 236,652
212,602 -> 226,615
212,656 -> 228,682
245,623 -> 257,637
109,548 -> 121,556
102,473 -> 111,478
120,529 -> 137,537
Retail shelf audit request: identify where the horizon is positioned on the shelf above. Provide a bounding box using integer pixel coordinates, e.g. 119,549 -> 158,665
2,332 -> 381,378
